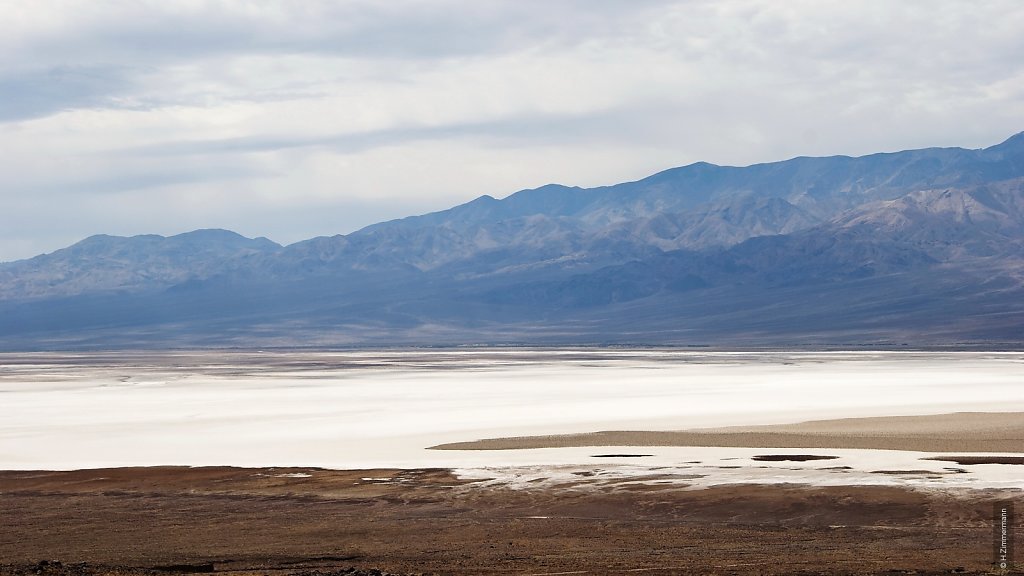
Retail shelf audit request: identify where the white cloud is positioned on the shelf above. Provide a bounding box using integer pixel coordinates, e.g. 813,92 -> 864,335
1,0 -> 1022,261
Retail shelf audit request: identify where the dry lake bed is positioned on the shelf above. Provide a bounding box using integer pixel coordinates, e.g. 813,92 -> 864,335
1,350 -> 1022,575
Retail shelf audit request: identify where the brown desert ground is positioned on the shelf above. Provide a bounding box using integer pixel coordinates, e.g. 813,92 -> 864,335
2,465 -> 1022,576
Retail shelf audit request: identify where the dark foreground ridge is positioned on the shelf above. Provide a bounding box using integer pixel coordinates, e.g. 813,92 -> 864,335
1,466 -> 1020,575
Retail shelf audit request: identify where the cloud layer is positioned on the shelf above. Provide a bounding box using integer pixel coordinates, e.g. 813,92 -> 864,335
2,0 -> 1023,261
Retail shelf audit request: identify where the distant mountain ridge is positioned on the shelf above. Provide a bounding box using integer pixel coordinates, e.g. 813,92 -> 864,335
0,230 -> 280,300
270,131 -> 1024,276
2,132 -> 1023,349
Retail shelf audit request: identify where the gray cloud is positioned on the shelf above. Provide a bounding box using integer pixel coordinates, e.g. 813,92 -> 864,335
119,104 -> 674,158
6,2 -> 670,72
0,1 -> 675,123
0,65 -> 136,122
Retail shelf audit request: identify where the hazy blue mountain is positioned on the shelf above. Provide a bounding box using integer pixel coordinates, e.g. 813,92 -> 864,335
367,130 -> 1023,231
0,229 -> 280,300
470,176 -> 1024,344
1,133 -> 1022,349
503,177 -> 1024,306
260,131 -> 1024,277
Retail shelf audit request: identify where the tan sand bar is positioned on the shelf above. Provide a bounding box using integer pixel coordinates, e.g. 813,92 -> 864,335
429,411 -> 1024,452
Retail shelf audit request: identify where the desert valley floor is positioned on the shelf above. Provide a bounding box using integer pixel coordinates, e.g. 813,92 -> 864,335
1,350 -> 1022,575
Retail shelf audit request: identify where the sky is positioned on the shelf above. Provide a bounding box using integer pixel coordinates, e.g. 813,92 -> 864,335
1,0 -> 1023,262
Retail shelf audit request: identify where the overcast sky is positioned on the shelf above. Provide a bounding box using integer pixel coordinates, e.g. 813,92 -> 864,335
1,0 -> 1022,261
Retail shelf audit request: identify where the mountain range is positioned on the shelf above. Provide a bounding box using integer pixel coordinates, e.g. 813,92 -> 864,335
2,132 -> 1023,349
